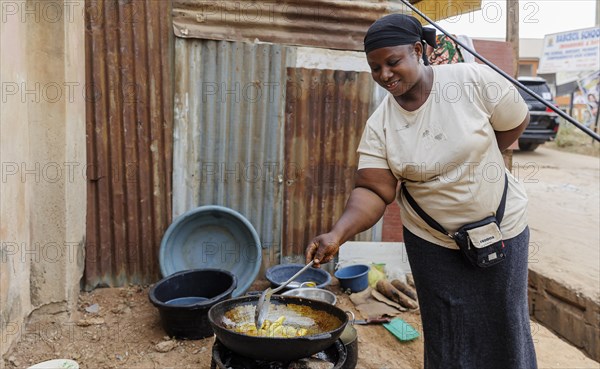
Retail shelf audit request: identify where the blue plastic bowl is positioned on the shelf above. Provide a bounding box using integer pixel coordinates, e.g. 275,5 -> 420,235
266,264 -> 332,290
159,205 -> 261,297
334,264 -> 370,293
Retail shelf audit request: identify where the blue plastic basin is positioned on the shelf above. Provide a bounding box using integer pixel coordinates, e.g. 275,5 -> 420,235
266,263 -> 332,291
159,205 -> 261,297
334,264 -> 370,293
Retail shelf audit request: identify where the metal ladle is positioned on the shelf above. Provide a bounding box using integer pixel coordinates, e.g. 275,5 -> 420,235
254,260 -> 315,329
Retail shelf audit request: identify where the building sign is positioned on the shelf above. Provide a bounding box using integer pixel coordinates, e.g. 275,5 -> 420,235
538,27 -> 600,74
573,71 -> 600,127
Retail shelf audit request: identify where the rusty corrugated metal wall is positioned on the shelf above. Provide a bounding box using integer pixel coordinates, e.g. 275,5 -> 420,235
282,68 -> 375,264
84,0 -> 173,289
172,39 -> 292,271
172,0 -> 481,51
172,0 -> 401,51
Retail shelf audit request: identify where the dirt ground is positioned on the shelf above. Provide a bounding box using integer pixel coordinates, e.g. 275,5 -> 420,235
2,281 -> 424,369
545,124 -> 600,158
3,279 -> 598,369
3,146 -> 600,369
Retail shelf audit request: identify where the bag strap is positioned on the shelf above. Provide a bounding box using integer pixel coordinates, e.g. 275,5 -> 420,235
401,184 -> 451,237
401,174 -> 509,238
495,174 -> 509,224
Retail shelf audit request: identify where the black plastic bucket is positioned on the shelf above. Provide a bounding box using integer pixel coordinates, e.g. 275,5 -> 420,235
149,268 -> 237,339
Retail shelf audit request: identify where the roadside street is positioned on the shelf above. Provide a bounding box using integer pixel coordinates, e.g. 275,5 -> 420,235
514,146 -> 599,300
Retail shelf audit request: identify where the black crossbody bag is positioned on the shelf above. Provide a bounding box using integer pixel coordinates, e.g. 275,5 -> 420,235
401,175 -> 508,268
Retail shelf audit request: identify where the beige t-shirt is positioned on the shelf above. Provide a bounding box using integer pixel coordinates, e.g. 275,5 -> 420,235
358,63 -> 529,249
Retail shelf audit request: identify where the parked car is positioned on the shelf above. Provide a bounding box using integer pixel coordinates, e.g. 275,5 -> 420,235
516,76 -> 560,151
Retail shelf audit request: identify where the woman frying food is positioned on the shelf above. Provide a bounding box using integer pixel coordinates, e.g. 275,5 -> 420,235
306,14 -> 537,369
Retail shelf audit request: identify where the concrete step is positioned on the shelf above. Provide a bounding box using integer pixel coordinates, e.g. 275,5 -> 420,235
515,147 -> 600,362
529,269 -> 600,362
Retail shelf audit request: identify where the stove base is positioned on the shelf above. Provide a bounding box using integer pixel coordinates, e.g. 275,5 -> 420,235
210,338 -> 351,369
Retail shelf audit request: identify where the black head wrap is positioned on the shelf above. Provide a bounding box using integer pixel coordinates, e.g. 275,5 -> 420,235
364,14 -> 437,64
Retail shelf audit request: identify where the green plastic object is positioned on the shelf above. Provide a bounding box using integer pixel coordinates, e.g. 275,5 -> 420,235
383,318 -> 420,341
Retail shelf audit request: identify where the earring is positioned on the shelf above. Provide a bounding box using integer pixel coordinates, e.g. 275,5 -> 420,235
419,57 -> 424,65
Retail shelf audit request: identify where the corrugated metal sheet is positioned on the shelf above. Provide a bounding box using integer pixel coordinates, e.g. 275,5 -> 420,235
172,0 -> 481,51
282,68 -> 375,265
172,39 -> 291,271
84,0 -> 173,289
172,0 -> 404,51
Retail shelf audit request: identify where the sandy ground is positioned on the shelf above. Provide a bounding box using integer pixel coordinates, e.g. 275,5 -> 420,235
513,147 -> 600,300
2,283 -> 423,369
3,281 -> 598,369
3,147 -> 599,369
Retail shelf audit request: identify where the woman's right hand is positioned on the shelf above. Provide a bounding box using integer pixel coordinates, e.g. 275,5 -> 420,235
304,169 -> 398,268
305,232 -> 342,268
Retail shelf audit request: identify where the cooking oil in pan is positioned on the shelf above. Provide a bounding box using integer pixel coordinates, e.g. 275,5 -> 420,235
222,303 -> 341,337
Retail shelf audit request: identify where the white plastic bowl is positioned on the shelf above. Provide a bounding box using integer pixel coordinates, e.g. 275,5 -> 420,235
27,359 -> 79,369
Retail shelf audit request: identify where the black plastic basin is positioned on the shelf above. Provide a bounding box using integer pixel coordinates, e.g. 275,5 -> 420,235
149,268 -> 237,339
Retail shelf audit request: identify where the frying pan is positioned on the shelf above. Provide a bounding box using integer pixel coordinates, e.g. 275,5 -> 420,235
208,295 -> 348,362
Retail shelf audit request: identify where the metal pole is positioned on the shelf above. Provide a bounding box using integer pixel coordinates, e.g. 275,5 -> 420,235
505,0 -> 519,167
569,91 -> 575,117
399,0 -> 600,142
506,0 -> 519,78
594,98 -> 600,145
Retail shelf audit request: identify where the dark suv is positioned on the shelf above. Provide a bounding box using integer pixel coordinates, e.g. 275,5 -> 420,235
516,77 -> 560,151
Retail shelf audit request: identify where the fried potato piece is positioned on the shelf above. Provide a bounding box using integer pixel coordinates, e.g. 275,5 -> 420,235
235,316 -> 309,338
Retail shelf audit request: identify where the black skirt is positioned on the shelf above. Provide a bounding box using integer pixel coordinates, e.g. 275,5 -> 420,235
403,226 -> 537,369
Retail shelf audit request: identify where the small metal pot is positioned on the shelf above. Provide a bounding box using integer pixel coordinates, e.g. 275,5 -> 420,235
281,287 -> 337,305
340,312 -> 358,369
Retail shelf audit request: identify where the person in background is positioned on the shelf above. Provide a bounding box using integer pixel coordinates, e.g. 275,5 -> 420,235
428,34 -> 465,65
586,93 -> 598,128
305,14 -> 537,369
